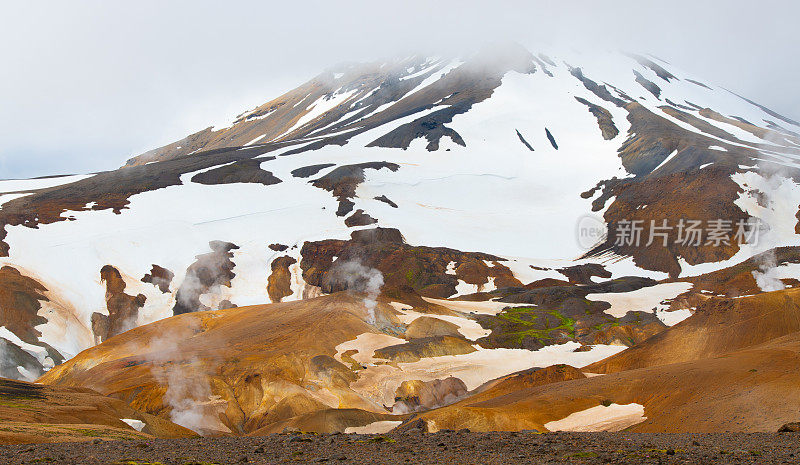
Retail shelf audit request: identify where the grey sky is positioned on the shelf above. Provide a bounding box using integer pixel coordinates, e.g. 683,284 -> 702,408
1,0 -> 797,179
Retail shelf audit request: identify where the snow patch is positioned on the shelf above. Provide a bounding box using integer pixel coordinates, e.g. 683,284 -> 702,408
389,302 -> 490,340
121,418 -> 145,432
587,282 -> 693,318
345,420 -> 402,434
544,403 -> 646,432
421,297 -> 532,316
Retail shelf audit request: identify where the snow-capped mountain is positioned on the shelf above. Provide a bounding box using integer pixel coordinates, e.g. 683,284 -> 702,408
3,43 -> 800,434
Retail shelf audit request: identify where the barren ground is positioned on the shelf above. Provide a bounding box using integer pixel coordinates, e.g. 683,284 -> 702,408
1,431 -> 799,464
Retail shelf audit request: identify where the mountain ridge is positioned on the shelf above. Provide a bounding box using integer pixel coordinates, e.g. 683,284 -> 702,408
2,43 -> 800,437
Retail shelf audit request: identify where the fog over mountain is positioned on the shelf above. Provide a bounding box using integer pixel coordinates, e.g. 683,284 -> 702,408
0,0 -> 797,178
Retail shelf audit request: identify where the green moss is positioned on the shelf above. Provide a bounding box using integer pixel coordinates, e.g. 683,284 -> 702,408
405,270 -> 415,285
565,451 -> 598,458
75,428 -> 104,437
0,399 -> 34,409
492,307 -> 577,344
368,436 -> 396,443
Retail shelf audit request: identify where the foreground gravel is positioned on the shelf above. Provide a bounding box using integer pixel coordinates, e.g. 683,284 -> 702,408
1,431 -> 799,464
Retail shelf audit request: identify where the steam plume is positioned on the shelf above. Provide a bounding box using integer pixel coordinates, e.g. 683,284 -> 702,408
329,260 -> 384,324
146,332 -> 217,434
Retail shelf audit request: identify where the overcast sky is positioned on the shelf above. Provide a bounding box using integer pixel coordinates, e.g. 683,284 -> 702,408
1,0 -> 797,179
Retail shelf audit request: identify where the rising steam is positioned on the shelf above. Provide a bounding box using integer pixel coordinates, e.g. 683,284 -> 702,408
329,260 -> 384,324
753,249 -> 786,292
146,332 -> 217,434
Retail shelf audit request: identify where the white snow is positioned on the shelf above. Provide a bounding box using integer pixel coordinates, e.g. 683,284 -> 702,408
348,67 -> 629,260
454,280 -> 479,296
544,403 -> 646,432
0,163 -> 357,354
678,171 -> 800,277
245,134 -> 267,146
650,149 -> 678,173
401,59 -> 464,99
338,336 -> 627,408
398,58 -> 441,81
0,174 -> 94,193
587,282 -> 693,318
345,420 -> 402,434
121,418 -> 145,432
0,326 -> 51,368
421,297 -> 532,316
281,88 -> 359,136
656,307 -> 693,326
0,192 -> 31,209
388,302 -> 490,340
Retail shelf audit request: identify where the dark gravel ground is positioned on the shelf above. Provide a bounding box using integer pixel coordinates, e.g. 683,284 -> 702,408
2,431 -> 800,464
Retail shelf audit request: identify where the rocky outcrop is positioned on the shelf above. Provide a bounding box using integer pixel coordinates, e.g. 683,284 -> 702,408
557,263 -> 611,284
367,111 -> 466,151
515,129 -> 535,151
0,339 -> 41,381
545,128 -> 558,149
628,54 -> 676,82
393,377 -> 468,413
404,317 -> 461,339
568,65 -> 627,107
290,163 -> 335,178
300,227 -> 521,298
310,162 -> 399,216
585,166 -> 749,278
173,241 -> 239,315
344,209 -> 378,227
778,422 -> 800,432
0,267 -> 68,379
373,336 -> 476,363
267,256 -> 297,303
633,70 -> 662,98
190,158 -> 282,186
374,195 -> 398,208
574,97 -> 619,140
92,265 -> 146,343
141,264 -> 174,293
0,267 -> 49,345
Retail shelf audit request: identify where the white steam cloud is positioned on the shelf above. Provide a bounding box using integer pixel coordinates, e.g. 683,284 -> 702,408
145,332 -> 218,434
329,260 -> 384,325
753,249 -> 786,292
